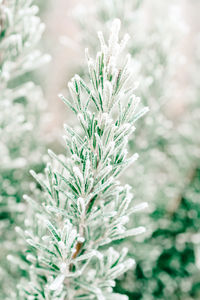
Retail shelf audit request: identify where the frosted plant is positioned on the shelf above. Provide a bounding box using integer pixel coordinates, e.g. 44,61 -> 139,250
18,19 -> 148,299
70,1 -> 200,298
0,0 -> 49,297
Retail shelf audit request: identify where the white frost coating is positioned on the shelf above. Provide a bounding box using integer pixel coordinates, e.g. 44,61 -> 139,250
73,166 -> 84,183
77,236 -> 85,243
108,19 -> 121,55
128,202 -> 149,215
124,226 -> 146,237
60,262 -> 67,273
98,31 -> 106,47
119,33 -> 130,52
49,274 -> 65,290
58,241 -> 66,251
75,250 -> 96,262
77,197 -> 85,213
120,215 -> 129,225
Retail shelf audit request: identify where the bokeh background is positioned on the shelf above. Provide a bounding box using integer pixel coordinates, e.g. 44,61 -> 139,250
38,0 -> 200,129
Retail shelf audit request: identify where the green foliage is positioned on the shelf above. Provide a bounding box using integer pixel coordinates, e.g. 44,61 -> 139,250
0,0 -> 49,297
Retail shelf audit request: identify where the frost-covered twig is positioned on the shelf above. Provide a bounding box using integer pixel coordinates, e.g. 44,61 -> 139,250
19,19 -> 148,299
